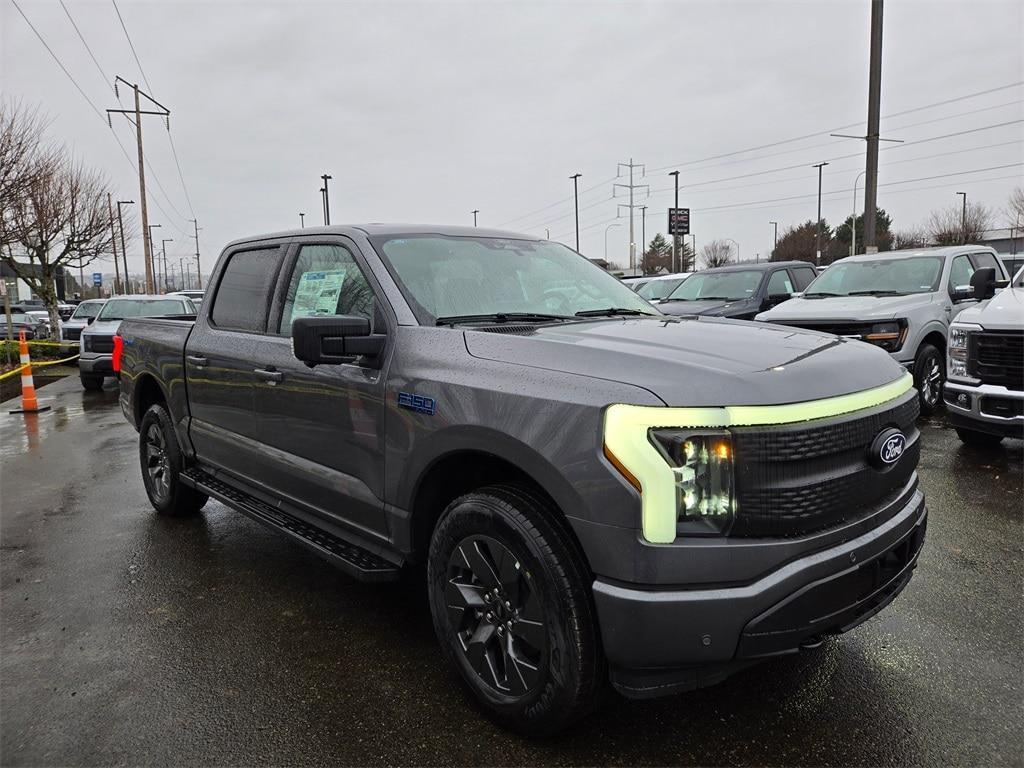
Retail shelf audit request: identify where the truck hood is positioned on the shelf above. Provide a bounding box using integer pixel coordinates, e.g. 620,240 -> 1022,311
955,286 -> 1024,331
657,298 -> 758,318
463,316 -> 906,407
756,293 -> 933,322
81,319 -> 123,336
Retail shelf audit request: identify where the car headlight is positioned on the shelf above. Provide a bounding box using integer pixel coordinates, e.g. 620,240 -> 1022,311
864,319 -> 908,352
650,430 -> 735,535
948,322 -> 981,380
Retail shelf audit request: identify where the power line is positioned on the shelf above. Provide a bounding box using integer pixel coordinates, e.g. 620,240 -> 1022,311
111,0 -> 154,93
59,0 -> 111,91
496,174 -> 617,227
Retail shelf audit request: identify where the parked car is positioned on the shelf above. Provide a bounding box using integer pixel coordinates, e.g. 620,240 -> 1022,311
57,303 -> 76,321
79,295 -> 195,390
171,289 -> 205,307
23,310 -> 58,338
756,246 -> 1009,415
60,299 -> 106,343
658,261 -> 816,319
620,276 -> 649,292
634,272 -> 692,304
944,266 -> 1023,446
0,312 -> 42,340
117,224 -> 926,733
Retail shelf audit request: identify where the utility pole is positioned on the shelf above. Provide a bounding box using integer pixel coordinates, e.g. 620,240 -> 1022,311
812,162 -> 829,265
185,262 -> 192,290
956,191 -> 967,243
639,205 -> 647,270
321,174 -> 332,225
299,212 -> 305,229
116,200 -> 133,294
161,239 -> 173,293
190,219 -> 202,289
106,194 -> 122,294
147,224 -> 161,291
107,77 -> 170,294
614,158 -> 649,273
570,173 -> 582,252
852,171 -> 867,256
863,0 -> 884,253
770,221 -> 778,258
669,171 -> 680,272
472,210 -> 479,227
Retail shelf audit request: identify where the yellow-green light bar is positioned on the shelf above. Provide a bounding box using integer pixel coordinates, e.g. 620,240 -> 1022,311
603,373 -> 914,544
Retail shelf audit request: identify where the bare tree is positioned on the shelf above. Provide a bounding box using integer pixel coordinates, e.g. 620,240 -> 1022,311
701,239 -> 733,269
0,99 -> 57,250
927,201 -> 992,246
890,227 -> 930,250
1006,187 -> 1024,227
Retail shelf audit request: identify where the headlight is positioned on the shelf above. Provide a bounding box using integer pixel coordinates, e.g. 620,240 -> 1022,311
948,323 -> 981,380
650,430 -> 735,535
864,319 -> 907,352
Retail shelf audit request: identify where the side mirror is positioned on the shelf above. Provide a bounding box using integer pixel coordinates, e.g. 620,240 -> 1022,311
87,316 -> 96,325
969,268 -> 996,301
762,293 -> 792,310
291,315 -> 385,366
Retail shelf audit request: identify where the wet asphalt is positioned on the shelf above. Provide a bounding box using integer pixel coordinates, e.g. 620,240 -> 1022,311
0,377 -> 1021,767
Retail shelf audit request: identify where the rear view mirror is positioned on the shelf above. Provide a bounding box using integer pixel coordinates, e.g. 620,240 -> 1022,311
291,315 -> 385,366
969,268 -> 997,301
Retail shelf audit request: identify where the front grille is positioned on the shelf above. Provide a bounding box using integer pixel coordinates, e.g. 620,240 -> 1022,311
63,327 -> 82,342
970,332 -> 1024,390
776,320 -> 877,340
729,391 -> 920,537
86,335 -> 114,353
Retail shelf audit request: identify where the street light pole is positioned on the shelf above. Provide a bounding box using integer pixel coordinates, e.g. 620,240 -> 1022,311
321,174 -> 333,225
863,0 -> 885,253
669,171 -> 680,272
147,224 -> 161,291
116,201 -> 134,294
956,191 -> 967,243
812,162 -> 829,265
299,212 -> 305,229
639,206 -> 648,270
161,239 -> 173,293
852,170 -> 867,256
604,223 -> 622,264
472,209 -> 479,227
570,173 -> 582,252
769,221 -> 778,259
319,187 -> 326,224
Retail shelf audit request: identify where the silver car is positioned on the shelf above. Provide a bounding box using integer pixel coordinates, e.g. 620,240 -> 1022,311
756,245 -> 1008,414
61,299 -> 106,343
79,295 -> 194,390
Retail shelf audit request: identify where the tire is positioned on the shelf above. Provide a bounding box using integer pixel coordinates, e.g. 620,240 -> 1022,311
913,343 -> 944,416
138,403 -> 208,516
955,427 -> 1003,448
80,374 -> 104,391
427,484 -> 605,734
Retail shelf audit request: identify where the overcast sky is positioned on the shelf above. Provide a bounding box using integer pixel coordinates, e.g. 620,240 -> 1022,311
3,0 -> 1022,281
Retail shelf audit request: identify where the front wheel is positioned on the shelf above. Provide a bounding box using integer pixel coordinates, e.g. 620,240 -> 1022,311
427,485 -> 605,734
955,427 -> 1003,449
913,343 -> 944,416
80,374 -> 104,391
138,403 -> 207,516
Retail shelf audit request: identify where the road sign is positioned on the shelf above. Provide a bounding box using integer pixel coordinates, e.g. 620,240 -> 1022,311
92,272 -> 103,286
668,208 -> 690,236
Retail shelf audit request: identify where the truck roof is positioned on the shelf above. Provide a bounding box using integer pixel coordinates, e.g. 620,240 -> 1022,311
225,224 -> 544,250
834,245 -> 996,264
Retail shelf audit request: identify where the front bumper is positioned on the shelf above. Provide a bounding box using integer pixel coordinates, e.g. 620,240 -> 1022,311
593,488 -> 927,698
943,380 -> 1024,438
78,353 -> 113,375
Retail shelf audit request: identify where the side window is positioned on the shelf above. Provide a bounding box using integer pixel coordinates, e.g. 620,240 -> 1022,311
766,269 -> 794,296
947,254 -> 975,293
279,244 -> 376,335
792,267 -> 816,291
210,248 -> 281,332
970,251 -> 1000,276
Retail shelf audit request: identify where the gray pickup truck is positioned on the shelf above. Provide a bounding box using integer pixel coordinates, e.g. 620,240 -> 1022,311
117,225 -> 927,733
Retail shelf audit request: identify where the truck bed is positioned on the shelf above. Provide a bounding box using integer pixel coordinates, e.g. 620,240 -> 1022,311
118,315 -> 196,431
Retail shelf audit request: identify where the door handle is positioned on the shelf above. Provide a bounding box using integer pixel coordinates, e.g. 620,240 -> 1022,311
186,355 -> 208,367
254,368 -> 284,383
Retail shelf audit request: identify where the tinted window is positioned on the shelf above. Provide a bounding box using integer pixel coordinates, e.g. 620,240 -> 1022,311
667,270 -> 763,302
766,270 -> 794,296
947,255 -> 974,293
279,244 -> 376,335
792,267 -> 816,291
210,248 -> 280,332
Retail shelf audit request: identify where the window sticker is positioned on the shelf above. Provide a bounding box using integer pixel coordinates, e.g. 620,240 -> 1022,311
293,269 -> 347,319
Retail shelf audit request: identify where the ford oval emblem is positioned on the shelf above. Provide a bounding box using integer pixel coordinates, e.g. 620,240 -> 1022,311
870,428 -> 907,468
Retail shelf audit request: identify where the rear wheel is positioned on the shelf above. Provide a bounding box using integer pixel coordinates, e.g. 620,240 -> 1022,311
955,427 -> 1003,448
139,403 -> 207,516
80,374 -> 104,391
427,485 -> 604,734
913,343 -> 944,416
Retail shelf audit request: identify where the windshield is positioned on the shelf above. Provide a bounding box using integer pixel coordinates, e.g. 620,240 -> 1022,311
666,270 -> 763,301
97,298 -> 190,321
9,313 -> 31,324
369,235 -> 659,323
71,302 -> 104,320
805,256 -> 943,296
637,277 -> 686,300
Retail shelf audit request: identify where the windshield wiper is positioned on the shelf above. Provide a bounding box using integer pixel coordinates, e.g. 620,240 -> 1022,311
435,312 -> 572,326
847,289 -> 908,296
803,291 -> 843,298
574,307 -> 656,318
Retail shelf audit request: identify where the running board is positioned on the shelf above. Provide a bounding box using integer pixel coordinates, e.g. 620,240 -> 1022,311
181,467 -> 401,583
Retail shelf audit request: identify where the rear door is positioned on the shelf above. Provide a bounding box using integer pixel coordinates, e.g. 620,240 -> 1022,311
248,237 -> 392,538
185,243 -> 287,480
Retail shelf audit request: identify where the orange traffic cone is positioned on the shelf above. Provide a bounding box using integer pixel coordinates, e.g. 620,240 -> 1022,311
9,330 -> 51,414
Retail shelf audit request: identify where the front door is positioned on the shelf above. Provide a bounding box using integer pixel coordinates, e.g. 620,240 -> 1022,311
250,239 -> 390,539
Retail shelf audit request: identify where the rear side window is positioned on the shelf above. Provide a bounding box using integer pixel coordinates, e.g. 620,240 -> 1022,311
792,267 -> 816,291
969,251 -> 1001,276
947,254 -> 975,293
210,248 -> 281,332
